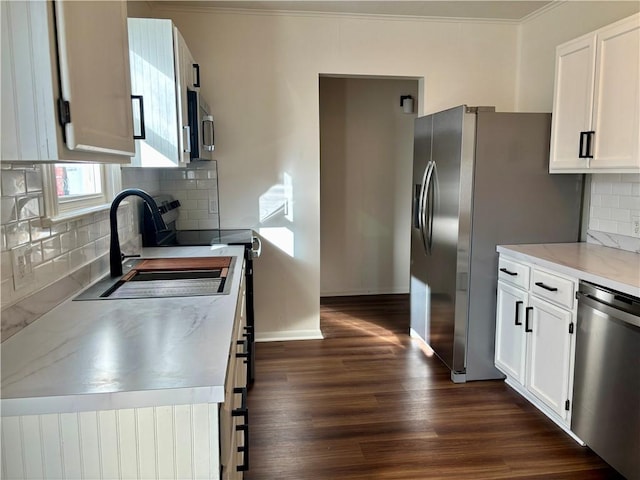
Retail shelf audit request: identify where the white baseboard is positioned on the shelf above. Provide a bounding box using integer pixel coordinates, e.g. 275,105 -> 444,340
255,329 -> 324,342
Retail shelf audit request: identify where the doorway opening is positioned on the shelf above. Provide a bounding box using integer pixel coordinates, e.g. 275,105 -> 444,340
319,75 -> 420,303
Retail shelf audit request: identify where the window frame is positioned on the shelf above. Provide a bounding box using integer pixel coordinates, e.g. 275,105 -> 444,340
41,163 -> 122,224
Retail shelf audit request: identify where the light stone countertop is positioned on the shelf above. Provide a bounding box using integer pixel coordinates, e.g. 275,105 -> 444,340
497,243 -> 640,297
1,245 -> 245,417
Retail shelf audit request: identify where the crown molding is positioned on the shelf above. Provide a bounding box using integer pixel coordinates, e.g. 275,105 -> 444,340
151,4 -> 526,25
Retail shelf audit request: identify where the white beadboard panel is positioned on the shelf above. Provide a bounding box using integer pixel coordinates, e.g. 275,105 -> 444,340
174,405 -> 193,479
117,409 -> 139,480
99,410 -> 121,480
40,414 -> 63,479
136,408 -> 158,480
79,411 -> 102,479
59,413 -> 82,480
2,416 -> 25,479
155,405 -> 176,479
1,404 -> 220,480
21,415 -> 44,479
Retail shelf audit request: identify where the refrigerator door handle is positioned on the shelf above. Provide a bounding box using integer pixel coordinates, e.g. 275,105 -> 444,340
426,162 -> 436,253
417,162 -> 431,251
421,161 -> 435,255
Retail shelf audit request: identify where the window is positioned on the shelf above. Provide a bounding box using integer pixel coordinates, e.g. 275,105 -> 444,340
43,163 -> 121,222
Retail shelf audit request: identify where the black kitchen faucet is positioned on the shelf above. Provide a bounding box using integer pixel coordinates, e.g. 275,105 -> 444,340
109,189 -> 167,277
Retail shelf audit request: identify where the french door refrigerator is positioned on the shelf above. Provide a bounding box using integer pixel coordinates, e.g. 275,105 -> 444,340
410,105 -> 583,382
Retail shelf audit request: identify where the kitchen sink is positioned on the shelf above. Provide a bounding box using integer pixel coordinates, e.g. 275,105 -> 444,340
75,257 -> 234,301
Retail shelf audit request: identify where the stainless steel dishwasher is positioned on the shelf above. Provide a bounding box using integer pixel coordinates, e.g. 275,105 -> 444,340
573,281 -> 640,480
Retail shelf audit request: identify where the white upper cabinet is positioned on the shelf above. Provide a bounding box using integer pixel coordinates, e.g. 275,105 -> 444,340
127,18 -> 200,168
550,13 -> 640,173
1,1 -> 136,164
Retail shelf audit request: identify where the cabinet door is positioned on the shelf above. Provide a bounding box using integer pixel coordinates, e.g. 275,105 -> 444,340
526,297 -> 573,420
128,18 -> 181,167
173,28 -> 193,165
549,33 -> 596,172
590,14 -> 640,170
495,281 -> 528,384
55,0 -> 134,156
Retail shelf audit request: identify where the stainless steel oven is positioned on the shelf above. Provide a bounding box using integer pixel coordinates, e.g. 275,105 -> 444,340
573,281 -> 640,479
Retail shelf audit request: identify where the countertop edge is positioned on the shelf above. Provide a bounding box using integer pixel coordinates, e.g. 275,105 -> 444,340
497,244 -> 640,297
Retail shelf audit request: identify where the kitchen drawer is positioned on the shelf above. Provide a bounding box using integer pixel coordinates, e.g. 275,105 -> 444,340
531,268 -> 576,309
498,256 -> 530,289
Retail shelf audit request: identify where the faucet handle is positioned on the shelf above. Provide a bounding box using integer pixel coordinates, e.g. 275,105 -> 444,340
121,253 -> 141,260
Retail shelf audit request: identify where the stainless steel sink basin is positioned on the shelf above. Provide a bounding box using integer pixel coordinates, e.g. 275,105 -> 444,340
75,258 -> 234,301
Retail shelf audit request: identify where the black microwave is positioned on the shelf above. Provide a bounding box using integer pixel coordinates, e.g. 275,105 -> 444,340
187,90 -> 214,161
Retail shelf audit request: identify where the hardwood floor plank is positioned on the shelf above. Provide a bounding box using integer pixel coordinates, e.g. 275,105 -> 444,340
245,294 -> 622,479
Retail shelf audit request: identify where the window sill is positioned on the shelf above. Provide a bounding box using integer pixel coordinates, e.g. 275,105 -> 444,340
39,200 -> 131,227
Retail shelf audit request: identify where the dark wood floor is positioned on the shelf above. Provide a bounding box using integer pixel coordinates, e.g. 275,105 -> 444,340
245,295 -> 620,479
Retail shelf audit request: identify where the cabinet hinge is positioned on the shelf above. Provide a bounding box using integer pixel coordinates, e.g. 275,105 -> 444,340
57,98 -> 71,126
565,399 -> 570,411
569,322 -> 574,334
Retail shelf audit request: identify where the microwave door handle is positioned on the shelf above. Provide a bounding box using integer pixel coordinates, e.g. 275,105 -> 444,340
182,125 -> 191,153
202,115 -> 215,151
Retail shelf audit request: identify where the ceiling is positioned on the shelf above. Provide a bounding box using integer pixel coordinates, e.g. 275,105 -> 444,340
152,1 -> 556,21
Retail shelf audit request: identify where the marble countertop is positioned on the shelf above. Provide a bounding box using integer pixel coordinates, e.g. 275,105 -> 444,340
1,245 -> 245,417
497,243 -> 640,297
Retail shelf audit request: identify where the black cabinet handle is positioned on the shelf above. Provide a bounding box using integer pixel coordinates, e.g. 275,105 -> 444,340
236,424 -> 249,472
193,63 -> 200,88
579,131 -> 595,158
514,300 -> 523,326
131,95 -> 146,140
535,282 -> 558,292
232,386 -> 249,472
525,307 -> 533,333
500,267 -> 518,277
236,339 -> 249,359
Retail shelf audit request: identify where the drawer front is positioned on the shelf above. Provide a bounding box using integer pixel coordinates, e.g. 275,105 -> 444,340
498,256 -> 530,289
531,268 -> 576,309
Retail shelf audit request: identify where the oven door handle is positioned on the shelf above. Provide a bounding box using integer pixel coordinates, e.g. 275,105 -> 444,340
251,235 -> 262,258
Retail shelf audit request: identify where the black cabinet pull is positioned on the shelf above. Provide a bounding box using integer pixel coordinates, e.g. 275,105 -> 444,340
236,424 -> 249,472
236,339 -> 249,358
525,307 -> 533,333
535,282 -> 558,292
500,267 -> 518,277
131,95 -> 146,140
514,300 -> 523,326
578,131 -> 595,158
193,63 -> 200,88
233,386 -> 250,472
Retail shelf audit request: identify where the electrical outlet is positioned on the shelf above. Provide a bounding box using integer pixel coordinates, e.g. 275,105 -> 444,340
209,197 -> 218,214
632,216 -> 640,238
11,244 -> 35,290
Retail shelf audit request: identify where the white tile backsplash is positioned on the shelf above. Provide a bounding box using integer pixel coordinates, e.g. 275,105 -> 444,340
1,164 -> 140,340
588,174 -> 640,253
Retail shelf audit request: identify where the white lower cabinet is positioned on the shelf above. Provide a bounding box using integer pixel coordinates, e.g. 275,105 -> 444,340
495,255 -> 579,439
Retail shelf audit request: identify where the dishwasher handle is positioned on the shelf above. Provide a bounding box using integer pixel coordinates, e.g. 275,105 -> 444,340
576,291 -> 640,329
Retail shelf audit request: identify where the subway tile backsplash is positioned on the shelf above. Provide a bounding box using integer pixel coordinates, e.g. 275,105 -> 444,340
1,163 -> 139,340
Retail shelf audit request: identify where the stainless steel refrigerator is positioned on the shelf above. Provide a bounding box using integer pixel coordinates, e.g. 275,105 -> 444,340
410,105 -> 583,382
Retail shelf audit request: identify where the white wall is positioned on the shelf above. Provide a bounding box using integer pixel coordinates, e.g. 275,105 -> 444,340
153,6 -> 519,339
319,77 -> 418,296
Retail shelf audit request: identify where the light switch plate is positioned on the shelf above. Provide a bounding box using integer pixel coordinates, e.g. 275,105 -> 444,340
12,244 -> 35,290
632,216 -> 640,238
